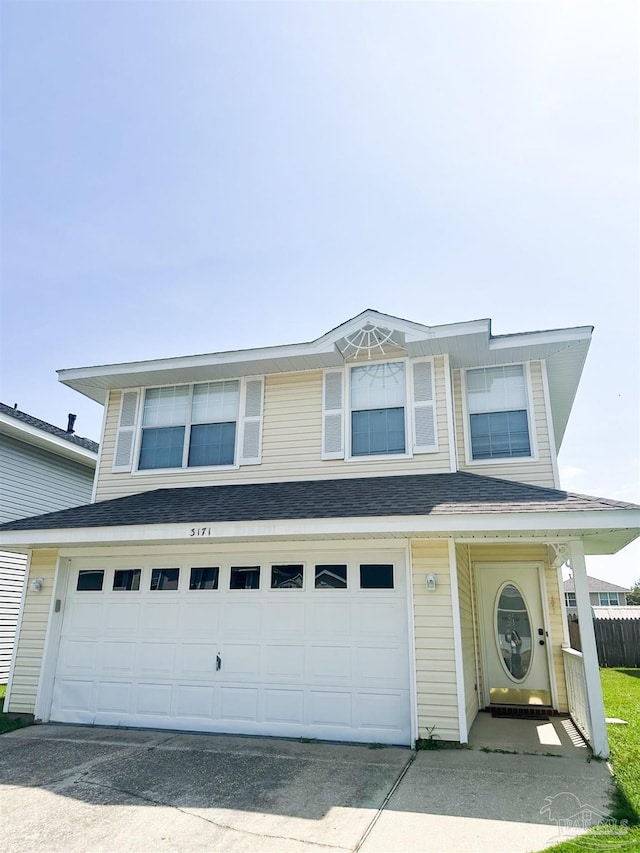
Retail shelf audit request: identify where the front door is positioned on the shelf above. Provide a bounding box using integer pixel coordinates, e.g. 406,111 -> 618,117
476,564 -> 552,707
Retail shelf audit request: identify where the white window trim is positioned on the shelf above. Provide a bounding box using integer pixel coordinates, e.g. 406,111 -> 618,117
130,377 -> 249,475
344,356 -> 414,463
461,361 -> 539,467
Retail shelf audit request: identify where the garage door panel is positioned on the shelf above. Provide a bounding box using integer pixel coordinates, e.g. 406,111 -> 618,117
309,690 -> 352,727
137,642 -> 176,676
105,604 -> 140,634
54,679 -> 94,712
309,645 -> 352,680
222,643 -> 260,677
308,603 -> 350,637
221,603 -> 261,635
356,646 -> 407,684
65,602 -> 104,634
179,602 -> 220,637
357,603 -> 406,639
58,639 -> 99,673
264,644 -> 304,679
358,691 -> 406,731
220,686 -> 258,721
175,684 -> 215,718
136,682 -> 172,716
101,641 -> 136,674
177,643 -> 218,678
262,604 -> 305,636
96,681 -> 132,713
264,689 -> 304,724
140,604 -> 179,635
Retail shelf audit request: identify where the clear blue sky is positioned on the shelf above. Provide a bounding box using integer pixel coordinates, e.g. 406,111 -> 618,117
1,2 -> 638,583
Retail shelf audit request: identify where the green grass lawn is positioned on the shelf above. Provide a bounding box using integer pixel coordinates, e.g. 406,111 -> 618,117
544,668 -> 640,851
0,684 -> 32,735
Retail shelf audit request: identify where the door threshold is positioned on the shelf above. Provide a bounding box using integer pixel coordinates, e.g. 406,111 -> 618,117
488,705 -> 556,720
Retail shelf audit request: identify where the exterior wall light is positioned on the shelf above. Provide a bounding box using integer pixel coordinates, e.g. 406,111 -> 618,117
426,573 -> 437,591
30,578 -> 44,592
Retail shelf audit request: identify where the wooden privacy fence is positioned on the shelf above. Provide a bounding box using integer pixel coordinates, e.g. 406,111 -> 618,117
568,618 -> 640,668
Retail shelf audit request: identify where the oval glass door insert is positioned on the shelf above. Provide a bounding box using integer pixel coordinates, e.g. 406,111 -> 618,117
495,583 -> 532,682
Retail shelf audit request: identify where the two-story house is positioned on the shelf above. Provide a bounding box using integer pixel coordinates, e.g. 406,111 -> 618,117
1,311 -> 638,758
564,576 -> 630,616
0,403 -> 98,683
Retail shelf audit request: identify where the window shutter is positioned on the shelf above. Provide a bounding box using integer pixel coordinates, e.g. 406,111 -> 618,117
239,377 -> 264,465
412,359 -> 437,453
113,390 -> 140,472
322,369 -> 344,459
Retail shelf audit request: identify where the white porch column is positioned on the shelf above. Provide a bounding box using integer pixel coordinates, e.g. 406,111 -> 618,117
569,540 -> 609,758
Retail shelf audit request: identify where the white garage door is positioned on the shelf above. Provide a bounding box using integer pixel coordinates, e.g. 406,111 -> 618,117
51,551 -> 412,745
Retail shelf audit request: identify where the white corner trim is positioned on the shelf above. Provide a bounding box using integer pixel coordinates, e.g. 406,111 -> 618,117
405,540 -> 419,746
3,550 -> 32,712
91,392 -> 110,502
448,539 -> 468,743
442,353 -> 457,472
540,359 -> 561,486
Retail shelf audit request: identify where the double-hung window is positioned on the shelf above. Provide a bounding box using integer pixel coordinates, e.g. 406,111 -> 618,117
138,381 -> 239,470
564,592 -> 576,608
598,592 -> 620,606
466,365 -> 531,461
350,362 -> 406,456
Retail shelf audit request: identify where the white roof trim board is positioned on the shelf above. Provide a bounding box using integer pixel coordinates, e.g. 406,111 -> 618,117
57,310 -> 592,451
0,410 -> 98,467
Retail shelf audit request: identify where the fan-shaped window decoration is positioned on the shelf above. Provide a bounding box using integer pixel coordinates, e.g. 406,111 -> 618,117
495,582 -> 533,682
338,324 -> 404,360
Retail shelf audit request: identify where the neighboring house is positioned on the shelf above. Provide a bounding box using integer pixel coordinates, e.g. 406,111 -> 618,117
0,310 -> 638,759
0,403 -> 98,683
564,576 -> 630,615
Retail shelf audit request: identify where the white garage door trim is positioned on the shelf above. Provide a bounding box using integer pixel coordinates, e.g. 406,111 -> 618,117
48,547 -> 412,745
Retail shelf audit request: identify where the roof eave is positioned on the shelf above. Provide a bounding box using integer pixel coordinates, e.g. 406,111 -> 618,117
0,508 -> 637,554
0,412 -> 98,466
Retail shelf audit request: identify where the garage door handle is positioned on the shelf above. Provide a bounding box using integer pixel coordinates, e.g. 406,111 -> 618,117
216,654 -> 222,671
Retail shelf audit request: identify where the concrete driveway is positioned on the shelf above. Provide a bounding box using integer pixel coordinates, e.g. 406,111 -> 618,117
0,724 -> 616,853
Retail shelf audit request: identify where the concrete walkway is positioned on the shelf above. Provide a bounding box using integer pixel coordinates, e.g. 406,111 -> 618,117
0,723 -> 616,853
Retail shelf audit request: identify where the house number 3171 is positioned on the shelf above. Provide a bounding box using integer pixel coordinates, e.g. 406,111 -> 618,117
190,527 -> 212,537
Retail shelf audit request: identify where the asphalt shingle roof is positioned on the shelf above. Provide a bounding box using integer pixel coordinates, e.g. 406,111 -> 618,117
0,472 -> 637,532
563,576 -> 631,593
0,402 -> 99,453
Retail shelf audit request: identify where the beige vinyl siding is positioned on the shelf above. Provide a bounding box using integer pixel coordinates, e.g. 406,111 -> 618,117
7,549 -> 57,714
454,544 -> 479,732
411,539 -> 460,742
467,544 -> 568,712
452,360 -> 556,488
95,358 -> 452,502
0,551 -> 28,683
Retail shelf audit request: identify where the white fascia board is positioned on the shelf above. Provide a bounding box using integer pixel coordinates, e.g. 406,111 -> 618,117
1,509 -> 637,550
0,413 -> 98,467
489,326 -> 593,350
